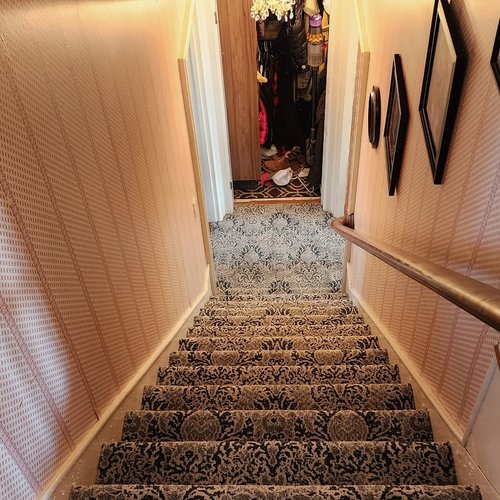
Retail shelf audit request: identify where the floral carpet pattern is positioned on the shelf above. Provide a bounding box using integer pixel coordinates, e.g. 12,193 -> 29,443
71,203 -> 481,499
210,203 -> 344,294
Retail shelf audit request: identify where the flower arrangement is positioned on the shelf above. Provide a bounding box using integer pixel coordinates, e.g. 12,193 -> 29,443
250,0 -> 296,21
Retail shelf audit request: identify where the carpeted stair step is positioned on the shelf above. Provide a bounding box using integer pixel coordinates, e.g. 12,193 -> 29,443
70,484 -> 482,499
178,335 -> 379,351
198,303 -> 357,317
214,276 -> 342,293
213,291 -> 346,302
214,265 -> 343,279
156,364 -> 400,386
95,440 -> 456,485
187,323 -> 371,337
168,348 -> 388,366
214,261 -> 343,272
206,296 -> 350,306
193,313 -> 364,327
216,284 -> 341,292
122,409 -> 433,442
141,383 -> 415,411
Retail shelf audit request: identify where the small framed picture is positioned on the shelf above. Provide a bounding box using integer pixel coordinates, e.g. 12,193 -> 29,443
419,0 -> 467,184
491,20 -> 500,90
384,55 -> 409,196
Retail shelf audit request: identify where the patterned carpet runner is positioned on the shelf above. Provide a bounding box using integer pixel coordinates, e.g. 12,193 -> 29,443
71,204 -> 481,499
211,203 -> 344,294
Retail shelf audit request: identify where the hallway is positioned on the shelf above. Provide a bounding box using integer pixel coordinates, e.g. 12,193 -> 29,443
0,2 -> 498,498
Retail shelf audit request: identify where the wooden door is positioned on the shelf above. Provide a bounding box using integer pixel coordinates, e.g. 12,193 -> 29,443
217,0 -> 260,181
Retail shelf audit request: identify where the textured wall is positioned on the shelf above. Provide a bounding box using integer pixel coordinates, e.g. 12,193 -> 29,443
350,0 -> 500,432
0,1 -> 207,497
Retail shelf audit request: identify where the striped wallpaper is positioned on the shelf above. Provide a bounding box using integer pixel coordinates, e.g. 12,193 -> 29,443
0,1 -> 207,497
350,0 -> 500,432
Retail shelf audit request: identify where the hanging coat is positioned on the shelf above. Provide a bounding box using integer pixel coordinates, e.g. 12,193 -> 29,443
284,2 -> 308,74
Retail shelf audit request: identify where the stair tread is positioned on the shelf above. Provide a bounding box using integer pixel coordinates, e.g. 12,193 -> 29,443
168,349 -> 388,366
179,336 -> 380,351
141,383 -> 415,411
70,484 -> 482,500
156,364 -> 401,385
96,440 -> 456,485
122,409 -> 433,442
187,323 -> 371,337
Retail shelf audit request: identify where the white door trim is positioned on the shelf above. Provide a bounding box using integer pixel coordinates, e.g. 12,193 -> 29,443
181,0 -> 233,223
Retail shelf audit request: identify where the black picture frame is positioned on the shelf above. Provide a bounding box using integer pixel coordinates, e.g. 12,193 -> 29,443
368,86 -> 381,148
419,0 -> 467,184
491,20 -> 500,90
384,55 -> 409,196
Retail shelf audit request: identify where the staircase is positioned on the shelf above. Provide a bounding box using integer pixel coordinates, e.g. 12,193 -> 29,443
71,289 -> 481,499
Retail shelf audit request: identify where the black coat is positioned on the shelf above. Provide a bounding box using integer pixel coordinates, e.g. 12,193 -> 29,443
284,2 -> 308,74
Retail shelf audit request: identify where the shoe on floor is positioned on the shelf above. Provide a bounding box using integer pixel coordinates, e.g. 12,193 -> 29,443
261,145 -> 278,159
263,156 -> 291,174
263,147 -> 303,174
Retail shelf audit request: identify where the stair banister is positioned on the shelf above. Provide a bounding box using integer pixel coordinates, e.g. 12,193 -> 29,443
332,216 -> 500,334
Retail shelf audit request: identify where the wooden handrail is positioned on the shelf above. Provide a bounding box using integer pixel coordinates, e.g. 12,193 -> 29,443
332,216 -> 500,334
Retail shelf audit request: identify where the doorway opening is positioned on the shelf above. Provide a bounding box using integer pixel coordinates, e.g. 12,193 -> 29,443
219,1 -> 331,202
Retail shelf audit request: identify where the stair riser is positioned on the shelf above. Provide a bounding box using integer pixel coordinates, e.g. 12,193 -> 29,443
122,409 -> 433,442
215,279 -> 342,293
178,336 -> 380,351
198,305 -> 358,318
70,484 -> 483,500
206,300 -> 350,309
187,323 -> 371,337
156,365 -> 401,386
96,440 -> 456,485
193,314 -> 364,327
168,349 -> 388,366
141,384 -> 415,411
213,293 -> 345,302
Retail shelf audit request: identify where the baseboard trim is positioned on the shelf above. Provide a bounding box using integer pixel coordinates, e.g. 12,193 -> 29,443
348,285 -> 465,442
40,265 -> 211,500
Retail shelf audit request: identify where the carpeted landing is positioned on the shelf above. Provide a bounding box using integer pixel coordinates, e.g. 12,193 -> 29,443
210,203 -> 344,294
71,291 -> 481,499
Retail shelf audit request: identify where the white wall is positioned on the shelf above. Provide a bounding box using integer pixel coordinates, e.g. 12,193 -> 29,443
321,0 -> 360,215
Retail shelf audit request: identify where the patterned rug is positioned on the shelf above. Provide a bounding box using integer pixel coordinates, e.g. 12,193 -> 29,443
233,177 -> 320,200
210,202 -> 343,294
71,203 -> 480,499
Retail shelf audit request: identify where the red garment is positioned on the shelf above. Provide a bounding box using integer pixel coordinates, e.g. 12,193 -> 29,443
259,98 -> 268,145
